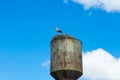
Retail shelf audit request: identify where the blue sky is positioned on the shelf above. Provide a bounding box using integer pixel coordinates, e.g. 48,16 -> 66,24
0,0 -> 120,80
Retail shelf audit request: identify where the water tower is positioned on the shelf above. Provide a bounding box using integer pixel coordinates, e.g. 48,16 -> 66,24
50,34 -> 83,80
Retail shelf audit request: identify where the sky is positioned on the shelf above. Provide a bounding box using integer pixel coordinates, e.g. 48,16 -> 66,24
0,0 -> 120,80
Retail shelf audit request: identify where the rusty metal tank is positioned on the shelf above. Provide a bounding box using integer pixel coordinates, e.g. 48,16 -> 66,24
50,34 -> 83,80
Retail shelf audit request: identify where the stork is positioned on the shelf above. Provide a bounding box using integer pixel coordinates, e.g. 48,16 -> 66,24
55,27 -> 62,33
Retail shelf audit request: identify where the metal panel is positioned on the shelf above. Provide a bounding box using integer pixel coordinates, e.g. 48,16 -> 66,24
50,34 -> 83,80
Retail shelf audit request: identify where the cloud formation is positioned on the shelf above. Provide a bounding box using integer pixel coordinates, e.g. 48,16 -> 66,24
41,48 -> 120,80
41,60 -> 50,68
83,48 -> 120,80
70,0 -> 120,12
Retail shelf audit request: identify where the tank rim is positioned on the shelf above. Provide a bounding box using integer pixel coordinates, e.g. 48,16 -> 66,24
51,34 -> 82,44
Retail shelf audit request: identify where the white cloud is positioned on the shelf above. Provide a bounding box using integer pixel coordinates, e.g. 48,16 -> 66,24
83,48 -> 120,80
41,60 -> 50,68
41,48 -> 120,80
69,0 -> 120,12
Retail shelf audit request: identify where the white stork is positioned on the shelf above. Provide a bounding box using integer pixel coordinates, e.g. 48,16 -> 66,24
55,27 -> 62,33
